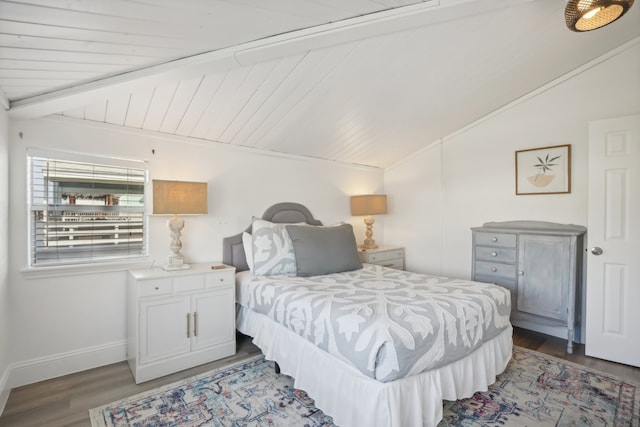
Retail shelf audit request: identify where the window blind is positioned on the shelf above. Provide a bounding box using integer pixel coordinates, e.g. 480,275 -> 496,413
28,153 -> 148,266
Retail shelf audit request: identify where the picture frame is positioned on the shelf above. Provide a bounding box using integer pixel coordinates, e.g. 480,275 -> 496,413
515,144 -> 571,195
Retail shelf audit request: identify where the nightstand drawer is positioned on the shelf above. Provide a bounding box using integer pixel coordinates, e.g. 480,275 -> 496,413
358,246 -> 405,270
375,258 -> 404,269
475,232 -> 516,248
174,274 -> 206,292
139,278 -> 173,296
475,261 -> 516,279
364,250 -> 403,263
206,270 -> 234,287
475,246 -> 516,263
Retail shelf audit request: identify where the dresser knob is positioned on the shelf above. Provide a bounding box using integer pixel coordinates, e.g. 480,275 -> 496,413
491,237 -> 498,242
155,286 -> 159,290
491,267 -> 497,272
518,271 -> 524,276
491,252 -> 497,257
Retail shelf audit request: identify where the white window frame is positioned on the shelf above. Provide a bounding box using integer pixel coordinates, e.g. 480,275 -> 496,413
26,148 -> 149,269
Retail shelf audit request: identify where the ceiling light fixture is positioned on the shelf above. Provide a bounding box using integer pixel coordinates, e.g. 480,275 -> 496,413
565,0 -> 634,32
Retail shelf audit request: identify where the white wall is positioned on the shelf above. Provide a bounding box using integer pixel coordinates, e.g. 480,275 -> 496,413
6,117 -> 383,387
386,42 -> 640,279
0,108 -> 10,411
384,142 -> 443,274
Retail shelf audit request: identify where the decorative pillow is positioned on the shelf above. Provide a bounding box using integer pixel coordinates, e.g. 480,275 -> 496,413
285,223 -> 362,277
251,218 -> 299,276
242,232 -> 254,272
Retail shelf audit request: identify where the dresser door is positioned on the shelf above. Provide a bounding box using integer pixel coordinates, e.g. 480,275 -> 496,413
517,234 -> 570,321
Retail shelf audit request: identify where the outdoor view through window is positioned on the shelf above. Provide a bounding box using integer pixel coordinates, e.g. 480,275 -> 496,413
28,153 -> 147,266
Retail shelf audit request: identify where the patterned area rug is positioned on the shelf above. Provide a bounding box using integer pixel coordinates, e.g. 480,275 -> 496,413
90,346 -> 640,426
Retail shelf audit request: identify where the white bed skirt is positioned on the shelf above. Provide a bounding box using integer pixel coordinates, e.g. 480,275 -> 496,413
237,305 -> 513,427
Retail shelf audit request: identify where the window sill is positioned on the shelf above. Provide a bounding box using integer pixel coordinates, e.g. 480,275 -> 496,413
20,258 -> 153,279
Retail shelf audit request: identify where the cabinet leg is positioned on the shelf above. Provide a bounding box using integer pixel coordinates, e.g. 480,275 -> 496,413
567,329 -> 574,354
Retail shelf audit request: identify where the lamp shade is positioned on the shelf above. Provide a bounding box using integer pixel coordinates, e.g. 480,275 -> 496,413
565,0 -> 634,32
351,195 -> 388,216
152,180 -> 208,215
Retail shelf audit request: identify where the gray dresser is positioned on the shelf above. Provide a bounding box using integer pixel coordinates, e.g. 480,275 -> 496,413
471,221 -> 586,353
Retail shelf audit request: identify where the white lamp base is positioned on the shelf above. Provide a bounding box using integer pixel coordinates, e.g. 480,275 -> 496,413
359,216 -> 379,250
162,254 -> 190,271
162,215 -> 191,271
162,263 -> 191,271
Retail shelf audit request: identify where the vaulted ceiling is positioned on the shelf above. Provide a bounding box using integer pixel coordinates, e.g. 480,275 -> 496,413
2,0 -> 639,168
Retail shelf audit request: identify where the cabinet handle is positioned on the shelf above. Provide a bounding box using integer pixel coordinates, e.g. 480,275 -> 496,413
518,271 -> 524,276
491,252 -> 497,257
491,267 -> 497,272
193,312 -> 198,337
186,313 -> 191,338
491,237 -> 498,242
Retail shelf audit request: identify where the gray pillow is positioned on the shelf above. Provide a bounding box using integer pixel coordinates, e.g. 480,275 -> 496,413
285,223 -> 362,277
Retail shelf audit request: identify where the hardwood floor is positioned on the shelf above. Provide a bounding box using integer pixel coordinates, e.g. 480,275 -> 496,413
1,328 -> 639,427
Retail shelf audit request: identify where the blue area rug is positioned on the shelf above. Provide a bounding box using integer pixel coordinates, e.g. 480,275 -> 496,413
90,346 -> 640,426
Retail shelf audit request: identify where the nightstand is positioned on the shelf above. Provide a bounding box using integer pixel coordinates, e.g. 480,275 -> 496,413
358,246 -> 405,270
127,263 -> 236,383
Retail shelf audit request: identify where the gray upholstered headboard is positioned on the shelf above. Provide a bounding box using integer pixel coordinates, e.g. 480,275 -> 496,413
222,202 -> 322,272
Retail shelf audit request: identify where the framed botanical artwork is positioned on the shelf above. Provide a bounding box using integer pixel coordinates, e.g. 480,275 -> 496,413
515,144 -> 571,195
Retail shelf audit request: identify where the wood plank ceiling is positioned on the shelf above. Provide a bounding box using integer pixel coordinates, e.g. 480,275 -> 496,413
2,0 -> 640,168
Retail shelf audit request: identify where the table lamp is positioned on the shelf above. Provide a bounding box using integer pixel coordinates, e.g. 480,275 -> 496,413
350,194 -> 387,250
153,179 -> 207,270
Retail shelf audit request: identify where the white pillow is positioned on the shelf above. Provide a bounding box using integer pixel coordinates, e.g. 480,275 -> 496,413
252,218 -> 300,276
242,232 -> 254,271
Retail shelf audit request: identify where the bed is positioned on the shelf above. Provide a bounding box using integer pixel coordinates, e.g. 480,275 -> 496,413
223,202 -> 513,427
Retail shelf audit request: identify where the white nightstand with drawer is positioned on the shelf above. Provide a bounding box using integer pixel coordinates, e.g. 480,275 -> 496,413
358,246 -> 405,270
127,263 -> 236,383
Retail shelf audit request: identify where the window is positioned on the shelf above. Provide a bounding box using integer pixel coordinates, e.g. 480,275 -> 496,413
28,150 -> 148,267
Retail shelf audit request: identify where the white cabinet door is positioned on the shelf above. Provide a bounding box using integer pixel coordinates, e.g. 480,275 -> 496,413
586,115 -> 640,367
190,288 -> 235,351
139,296 -> 191,364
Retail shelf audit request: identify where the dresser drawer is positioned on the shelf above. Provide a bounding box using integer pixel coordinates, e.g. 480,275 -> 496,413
475,232 -> 516,248
474,274 -> 517,293
475,246 -> 517,263
475,261 -> 516,279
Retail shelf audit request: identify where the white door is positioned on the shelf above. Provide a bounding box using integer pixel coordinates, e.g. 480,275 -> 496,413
586,114 -> 640,367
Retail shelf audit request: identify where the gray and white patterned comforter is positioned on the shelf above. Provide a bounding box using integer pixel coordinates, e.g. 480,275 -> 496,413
237,264 -> 511,382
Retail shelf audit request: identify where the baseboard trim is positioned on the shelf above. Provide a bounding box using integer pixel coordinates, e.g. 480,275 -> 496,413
0,365 -> 10,417
8,340 -> 127,390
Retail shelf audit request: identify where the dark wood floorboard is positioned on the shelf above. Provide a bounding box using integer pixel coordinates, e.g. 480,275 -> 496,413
1,328 -> 638,426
